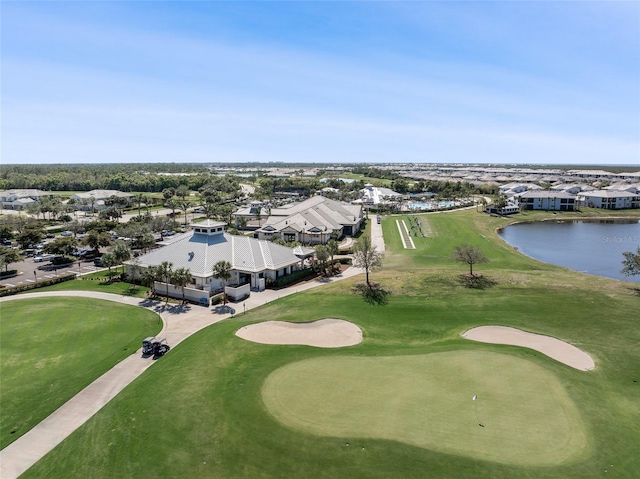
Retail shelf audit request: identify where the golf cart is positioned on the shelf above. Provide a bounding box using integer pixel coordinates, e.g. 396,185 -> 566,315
152,337 -> 170,356
142,337 -> 155,355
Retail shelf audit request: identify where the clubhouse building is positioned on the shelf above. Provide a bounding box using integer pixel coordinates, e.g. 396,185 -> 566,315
255,196 -> 363,245
126,220 -> 313,302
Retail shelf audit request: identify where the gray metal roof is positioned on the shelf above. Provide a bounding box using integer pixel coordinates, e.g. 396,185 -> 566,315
133,230 -> 302,277
261,196 -> 362,234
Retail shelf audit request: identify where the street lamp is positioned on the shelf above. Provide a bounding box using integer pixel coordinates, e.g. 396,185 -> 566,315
34,271 -> 37,283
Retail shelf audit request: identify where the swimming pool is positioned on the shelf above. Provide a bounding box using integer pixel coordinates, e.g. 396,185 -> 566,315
406,201 -> 456,210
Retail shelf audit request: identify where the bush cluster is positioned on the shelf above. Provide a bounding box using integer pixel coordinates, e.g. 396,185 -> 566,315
270,268 -> 318,289
0,274 -> 75,297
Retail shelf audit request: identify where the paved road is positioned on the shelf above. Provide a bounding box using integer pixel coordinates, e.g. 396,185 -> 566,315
0,267 -> 364,479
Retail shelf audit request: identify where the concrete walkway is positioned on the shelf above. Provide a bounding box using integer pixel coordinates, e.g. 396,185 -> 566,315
0,267 -> 364,479
370,215 -> 386,253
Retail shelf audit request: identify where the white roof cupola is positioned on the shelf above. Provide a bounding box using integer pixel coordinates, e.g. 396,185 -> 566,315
192,219 -> 226,236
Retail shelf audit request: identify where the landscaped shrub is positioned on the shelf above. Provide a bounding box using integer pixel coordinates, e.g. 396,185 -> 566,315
270,268 -> 318,289
0,269 -> 18,278
210,293 -> 225,305
0,274 -> 76,297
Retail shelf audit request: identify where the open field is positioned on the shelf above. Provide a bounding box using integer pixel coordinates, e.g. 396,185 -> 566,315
0,298 -> 162,449
10,208 -> 640,478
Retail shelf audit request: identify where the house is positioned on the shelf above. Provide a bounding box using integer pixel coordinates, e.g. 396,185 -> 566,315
255,196 -> 363,245
125,220 -> 311,301
516,191 -> 576,211
577,190 -> 640,210
0,189 -> 54,210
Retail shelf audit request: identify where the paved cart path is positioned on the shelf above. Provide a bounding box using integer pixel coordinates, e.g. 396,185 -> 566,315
0,267 -> 363,479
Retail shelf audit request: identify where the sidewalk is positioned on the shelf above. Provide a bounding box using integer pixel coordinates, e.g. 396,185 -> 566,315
370,215 -> 386,253
0,267 -> 363,479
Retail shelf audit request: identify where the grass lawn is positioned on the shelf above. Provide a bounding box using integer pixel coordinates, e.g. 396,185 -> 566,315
0,297 -> 162,449
14,209 -> 640,478
33,276 -> 150,298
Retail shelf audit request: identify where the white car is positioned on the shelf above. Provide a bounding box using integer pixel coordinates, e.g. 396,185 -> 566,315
60,231 -> 73,237
34,254 -> 54,263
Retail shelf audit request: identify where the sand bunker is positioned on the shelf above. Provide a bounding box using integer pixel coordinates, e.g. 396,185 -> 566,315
462,326 -> 594,371
235,319 -> 362,348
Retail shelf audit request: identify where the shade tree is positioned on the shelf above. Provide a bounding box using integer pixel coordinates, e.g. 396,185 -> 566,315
453,244 -> 489,276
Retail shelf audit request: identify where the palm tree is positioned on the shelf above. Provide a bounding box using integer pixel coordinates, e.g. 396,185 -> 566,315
180,200 -> 191,228
172,267 -> 193,303
129,256 -> 142,289
141,265 -> 160,296
158,261 -> 174,303
211,260 -> 232,306
109,240 -> 132,275
88,196 -> 97,216
165,199 -> 179,228
134,193 -> 146,217
327,239 -> 339,271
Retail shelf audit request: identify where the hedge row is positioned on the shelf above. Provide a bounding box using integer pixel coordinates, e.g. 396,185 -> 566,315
0,274 -> 76,297
0,269 -> 18,278
269,268 -> 318,289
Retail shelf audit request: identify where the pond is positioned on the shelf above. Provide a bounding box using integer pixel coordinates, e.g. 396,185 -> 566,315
499,219 -> 640,282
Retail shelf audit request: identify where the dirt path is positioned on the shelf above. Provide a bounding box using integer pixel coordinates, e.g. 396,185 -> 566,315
0,267 -> 363,479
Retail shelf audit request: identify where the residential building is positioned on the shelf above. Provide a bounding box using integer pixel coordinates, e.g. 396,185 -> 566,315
0,189 -> 54,210
577,191 -> 640,210
72,190 -> 133,211
516,191 -> 576,211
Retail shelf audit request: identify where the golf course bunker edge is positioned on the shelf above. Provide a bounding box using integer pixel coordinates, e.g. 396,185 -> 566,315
261,350 -> 589,467
235,318 -> 362,348
462,325 -> 595,371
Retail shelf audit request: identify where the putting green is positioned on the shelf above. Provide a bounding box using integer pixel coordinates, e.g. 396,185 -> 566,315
262,350 -> 589,466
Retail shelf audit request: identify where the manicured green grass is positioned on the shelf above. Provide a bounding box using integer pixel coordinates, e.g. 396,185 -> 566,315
16,208 -> 640,478
32,277 -> 150,298
0,297 -> 162,449
263,351 -> 588,466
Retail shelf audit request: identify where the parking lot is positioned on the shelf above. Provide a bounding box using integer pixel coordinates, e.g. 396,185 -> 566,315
0,257 -> 104,288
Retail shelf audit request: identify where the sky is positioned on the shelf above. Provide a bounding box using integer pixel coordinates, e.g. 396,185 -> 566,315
2,1 -> 639,166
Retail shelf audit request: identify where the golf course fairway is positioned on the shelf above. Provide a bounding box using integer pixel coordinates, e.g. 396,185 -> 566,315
262,350 -> 589,466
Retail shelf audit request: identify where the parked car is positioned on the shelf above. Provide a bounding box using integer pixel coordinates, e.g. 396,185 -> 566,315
34,254 -> 54,263
52,256 -> 73,265
161,230 -> 175,236
94,257 -> 103,267
60,231 -> 73,237
45,233 -> 55,239
1,238 -> 12,246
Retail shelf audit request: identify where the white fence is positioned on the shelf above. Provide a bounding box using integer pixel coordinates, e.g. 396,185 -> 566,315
153,282 -> 210,305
